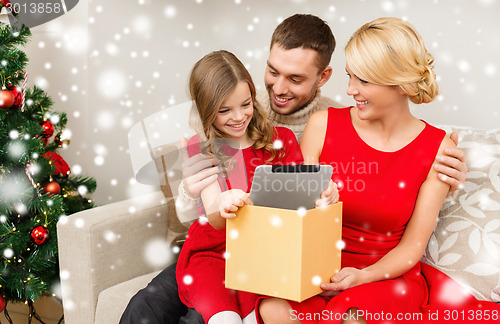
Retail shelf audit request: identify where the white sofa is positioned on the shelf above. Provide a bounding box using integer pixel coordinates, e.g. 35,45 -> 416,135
57,125 -> 500,323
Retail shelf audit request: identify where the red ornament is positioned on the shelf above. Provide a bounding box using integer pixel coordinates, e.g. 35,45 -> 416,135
0,88 -> 14,109
40,120 -> 55,145
1,0 -> 11,7
0,295 -> 5,313
7,85 -> 22,109
43,181 -> 60,196
42,152 -> 71,177
30,226 -> 49,245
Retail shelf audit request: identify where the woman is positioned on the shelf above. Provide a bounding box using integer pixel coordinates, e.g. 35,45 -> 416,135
258,17 -> 500,324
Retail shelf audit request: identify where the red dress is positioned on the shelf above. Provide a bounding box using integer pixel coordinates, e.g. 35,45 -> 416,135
261,108 -> 500,324
176,127 -> 303,322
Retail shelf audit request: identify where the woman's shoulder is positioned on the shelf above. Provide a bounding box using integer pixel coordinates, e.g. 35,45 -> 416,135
308,109 -> 329,125
420,122 -> 456,154
310,106 -> 351,123
437,132 -> 457,153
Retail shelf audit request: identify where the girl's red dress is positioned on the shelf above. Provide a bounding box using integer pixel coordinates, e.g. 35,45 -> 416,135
257,107 -> 500,324
176,127 -> 303,322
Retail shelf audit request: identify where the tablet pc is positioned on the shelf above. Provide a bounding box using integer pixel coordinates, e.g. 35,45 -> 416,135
249,164 -> 333,210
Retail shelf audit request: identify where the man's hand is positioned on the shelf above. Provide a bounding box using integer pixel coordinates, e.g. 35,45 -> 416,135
180,137 -> 220,199
434,132 -> 468,192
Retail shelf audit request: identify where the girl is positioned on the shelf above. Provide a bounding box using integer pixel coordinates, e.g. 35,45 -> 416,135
176,50 -> 339,324
258,17 -> 500,324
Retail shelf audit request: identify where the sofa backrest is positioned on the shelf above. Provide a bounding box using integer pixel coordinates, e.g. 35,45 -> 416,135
423,125 -> 500,302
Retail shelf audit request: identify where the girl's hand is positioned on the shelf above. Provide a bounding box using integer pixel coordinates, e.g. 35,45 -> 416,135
219,189 -> 253,219
315,180 -> 339,208
319,267 -> 368,297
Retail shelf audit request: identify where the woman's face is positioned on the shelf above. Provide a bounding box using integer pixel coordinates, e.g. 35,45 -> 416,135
345,64 -> 407,119
213,81 -> 254,146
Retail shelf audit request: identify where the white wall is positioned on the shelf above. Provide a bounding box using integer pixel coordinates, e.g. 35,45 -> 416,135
24,0 -> 500,205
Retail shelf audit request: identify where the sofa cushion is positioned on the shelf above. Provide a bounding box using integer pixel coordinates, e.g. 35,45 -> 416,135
94,270 -> 161,324
153,145 -> 192,246
423,126 -> 500,301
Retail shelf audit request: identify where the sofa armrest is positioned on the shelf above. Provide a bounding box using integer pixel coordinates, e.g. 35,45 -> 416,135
57,191 -> 171,324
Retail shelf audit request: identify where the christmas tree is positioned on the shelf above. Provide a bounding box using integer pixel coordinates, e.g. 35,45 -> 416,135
0,3 -> 96,321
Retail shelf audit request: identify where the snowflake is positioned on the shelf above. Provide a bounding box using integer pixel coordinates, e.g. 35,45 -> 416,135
273,139 -> 283,149
183,275 -> 193,285
297,207 -> 307,217
3,248 -> 14,259
336,240 -> 346,250
229,229 -> 239,239
311,275 -> 322,286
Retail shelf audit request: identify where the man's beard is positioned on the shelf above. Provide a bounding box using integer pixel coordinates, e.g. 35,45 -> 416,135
267,87 -> 318,116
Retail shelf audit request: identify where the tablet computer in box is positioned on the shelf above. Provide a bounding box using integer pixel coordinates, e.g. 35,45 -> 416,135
249,164 -> 333,210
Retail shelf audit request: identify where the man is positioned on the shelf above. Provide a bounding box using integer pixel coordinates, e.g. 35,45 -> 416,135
121,14 -> 467,324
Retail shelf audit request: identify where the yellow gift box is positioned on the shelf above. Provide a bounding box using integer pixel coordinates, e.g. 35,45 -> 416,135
225,202 -> 342,302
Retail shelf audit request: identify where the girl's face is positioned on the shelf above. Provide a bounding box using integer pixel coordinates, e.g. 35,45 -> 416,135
345,64 -> 406,119
214,81 -> 254,146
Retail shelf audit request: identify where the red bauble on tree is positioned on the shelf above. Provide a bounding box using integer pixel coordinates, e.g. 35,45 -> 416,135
30,226 -> 49,245
43,181 -> 60,196
40,120 -> 55,145
42,152 -> 71,176
0,87 -> 14,109
0,295 -> 5,313
7,85 -> 22,109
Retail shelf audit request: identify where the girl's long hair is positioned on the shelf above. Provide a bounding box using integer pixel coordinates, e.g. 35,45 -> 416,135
189,50 -> 278,160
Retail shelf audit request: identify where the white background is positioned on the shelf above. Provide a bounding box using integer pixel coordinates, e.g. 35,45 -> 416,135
23,0 -> 500,205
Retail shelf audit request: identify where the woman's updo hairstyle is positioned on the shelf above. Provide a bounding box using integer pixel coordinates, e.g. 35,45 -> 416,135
345,17 -> 439,104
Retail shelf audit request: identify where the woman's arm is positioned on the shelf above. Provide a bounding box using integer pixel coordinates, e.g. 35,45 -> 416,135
321,135 -> 457,294
299,110 -> 328,165
301,110 -> 339,207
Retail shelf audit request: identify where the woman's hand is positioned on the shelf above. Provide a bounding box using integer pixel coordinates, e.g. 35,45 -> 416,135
219,189 -> 253,219
316,180 -> 339,208
319,267 -> 369,297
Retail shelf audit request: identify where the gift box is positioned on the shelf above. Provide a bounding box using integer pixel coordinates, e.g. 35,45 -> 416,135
225,202 -> 342,302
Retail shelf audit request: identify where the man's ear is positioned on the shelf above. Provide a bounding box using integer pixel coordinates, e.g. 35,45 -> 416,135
317,66 -> 333,88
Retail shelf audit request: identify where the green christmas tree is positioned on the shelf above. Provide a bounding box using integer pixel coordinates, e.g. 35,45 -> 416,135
0,5 -> 96,322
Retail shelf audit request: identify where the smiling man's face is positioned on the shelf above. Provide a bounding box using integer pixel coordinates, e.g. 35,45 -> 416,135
264,44 -> 326,115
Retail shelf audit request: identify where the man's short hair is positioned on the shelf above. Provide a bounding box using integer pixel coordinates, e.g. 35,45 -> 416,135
270,14 -> 336,72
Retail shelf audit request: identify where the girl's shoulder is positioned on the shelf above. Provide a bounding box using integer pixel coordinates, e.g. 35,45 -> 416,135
187,134 -> 202,157
273,126 -> 298,143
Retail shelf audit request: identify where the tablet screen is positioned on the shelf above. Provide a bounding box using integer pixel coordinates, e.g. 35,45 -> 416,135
249,164 -> 333,210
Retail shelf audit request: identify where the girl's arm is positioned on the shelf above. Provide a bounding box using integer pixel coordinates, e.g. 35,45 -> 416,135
320,135 -> 457,295
201,182 -> 252,230
200,181 -> 224,229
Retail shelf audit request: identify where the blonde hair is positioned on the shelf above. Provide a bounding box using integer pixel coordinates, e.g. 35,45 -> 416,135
345,17 -> 438,104
188,50 -> 278,160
